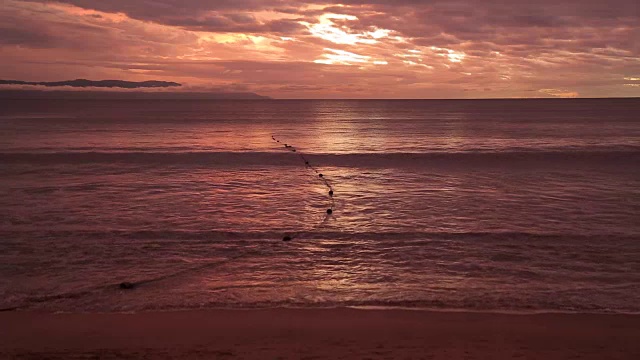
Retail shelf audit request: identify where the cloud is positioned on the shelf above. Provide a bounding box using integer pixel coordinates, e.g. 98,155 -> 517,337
538,88 -> 580,98
0,26 -> 54,47
0,0 -> 638,98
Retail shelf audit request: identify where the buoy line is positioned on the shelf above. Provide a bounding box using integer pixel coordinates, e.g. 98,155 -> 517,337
272,135 -> 335,241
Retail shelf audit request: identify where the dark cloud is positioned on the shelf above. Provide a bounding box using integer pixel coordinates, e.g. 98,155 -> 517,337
0,26 -> 54,47
14,1 -> 640,51
161,15 -> 305,34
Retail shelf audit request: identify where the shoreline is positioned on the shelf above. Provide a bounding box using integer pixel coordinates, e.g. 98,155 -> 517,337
0,304 -> 640,316
5,305 -> 640,316
2,308 -> 639,359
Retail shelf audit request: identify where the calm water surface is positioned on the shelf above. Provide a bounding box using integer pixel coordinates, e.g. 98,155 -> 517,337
1,99 -> 639,313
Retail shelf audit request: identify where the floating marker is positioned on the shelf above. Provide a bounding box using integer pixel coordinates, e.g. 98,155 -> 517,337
272,135 -> 336,242
119,282 -> 135,290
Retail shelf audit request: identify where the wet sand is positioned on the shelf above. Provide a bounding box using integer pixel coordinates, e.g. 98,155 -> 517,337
1,308 -> 639,359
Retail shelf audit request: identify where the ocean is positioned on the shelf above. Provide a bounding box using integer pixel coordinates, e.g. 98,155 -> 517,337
1,98 -> 639,314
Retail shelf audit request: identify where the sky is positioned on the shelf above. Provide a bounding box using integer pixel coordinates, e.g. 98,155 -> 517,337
1,0 -> 639,99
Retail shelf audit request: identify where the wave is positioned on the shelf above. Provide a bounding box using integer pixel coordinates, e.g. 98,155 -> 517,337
1,229 -> 636,243
2,150 -> 639,168
8,291 -> 640,315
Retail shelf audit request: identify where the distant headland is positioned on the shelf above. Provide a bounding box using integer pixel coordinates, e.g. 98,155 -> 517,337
0,79 -> 271,99
0,79 -> 182,89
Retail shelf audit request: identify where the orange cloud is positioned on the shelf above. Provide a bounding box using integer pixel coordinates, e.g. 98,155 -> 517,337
539,89 -> 580,98
1,0 -> 639,98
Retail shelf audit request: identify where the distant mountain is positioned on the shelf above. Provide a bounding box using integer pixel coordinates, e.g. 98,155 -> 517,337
0,90 -> 271,100
0,79 -> 182,89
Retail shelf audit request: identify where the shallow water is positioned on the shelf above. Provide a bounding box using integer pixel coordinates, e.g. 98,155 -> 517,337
1,99 -> 639,313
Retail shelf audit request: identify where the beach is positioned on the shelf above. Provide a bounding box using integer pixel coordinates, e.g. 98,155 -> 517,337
2,0 -> 640,356
2,309 -> 639,359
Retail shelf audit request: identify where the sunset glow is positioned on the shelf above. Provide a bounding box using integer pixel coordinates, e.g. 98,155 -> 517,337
1,0 -> 639,98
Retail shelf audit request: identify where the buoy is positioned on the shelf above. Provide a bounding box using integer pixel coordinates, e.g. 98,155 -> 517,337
274,137 -> 336,239
119,282 -> 135,290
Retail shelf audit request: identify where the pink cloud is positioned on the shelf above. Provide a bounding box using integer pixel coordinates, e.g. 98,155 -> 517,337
1,0 -> 639,98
